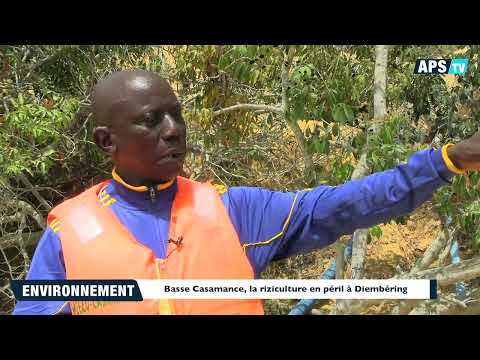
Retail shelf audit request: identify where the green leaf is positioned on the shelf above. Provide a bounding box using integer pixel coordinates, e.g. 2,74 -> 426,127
342,104 -> 354,122
369,226 -> 383,239
305,141 -> 316,154
237,63 -> 248,80
312,138 -> 330,155
292,100 -> 305,119
247,45 -> 257,58
383,126 -> 393,144
313,140 -> 324,153
236,45 -> 248,56
332,104 -> 347,123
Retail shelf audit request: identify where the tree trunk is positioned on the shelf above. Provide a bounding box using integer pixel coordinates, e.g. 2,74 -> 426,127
350,45 -> 388,280
374,46 -> 388,122
335,45 -> 388,314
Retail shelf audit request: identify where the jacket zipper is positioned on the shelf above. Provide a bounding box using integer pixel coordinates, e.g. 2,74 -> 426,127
149,186 -> 156,203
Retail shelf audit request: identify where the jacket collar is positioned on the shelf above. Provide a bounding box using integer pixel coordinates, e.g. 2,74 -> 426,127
108,169 -> 177,210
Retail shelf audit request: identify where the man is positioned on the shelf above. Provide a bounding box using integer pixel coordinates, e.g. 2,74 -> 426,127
12,69 -> 480,315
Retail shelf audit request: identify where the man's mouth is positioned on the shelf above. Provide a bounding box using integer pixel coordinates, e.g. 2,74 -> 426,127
163,152 -> 184,160
157,150 -> 186,162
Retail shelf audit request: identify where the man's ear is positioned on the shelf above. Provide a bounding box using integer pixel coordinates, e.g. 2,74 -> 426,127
93,126 -> 116,154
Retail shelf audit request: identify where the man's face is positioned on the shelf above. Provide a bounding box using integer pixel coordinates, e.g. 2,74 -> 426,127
97,75 -> 187,184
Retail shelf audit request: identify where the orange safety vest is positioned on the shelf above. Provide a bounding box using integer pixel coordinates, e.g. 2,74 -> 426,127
48,176 -> 264,315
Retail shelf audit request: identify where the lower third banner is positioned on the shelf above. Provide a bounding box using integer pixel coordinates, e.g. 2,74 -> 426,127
11,279 -> 436,301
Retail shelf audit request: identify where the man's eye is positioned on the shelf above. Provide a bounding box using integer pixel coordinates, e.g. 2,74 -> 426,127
143,112 -> 158,126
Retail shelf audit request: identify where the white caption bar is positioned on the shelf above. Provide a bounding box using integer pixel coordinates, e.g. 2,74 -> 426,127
136,279 -> 432,299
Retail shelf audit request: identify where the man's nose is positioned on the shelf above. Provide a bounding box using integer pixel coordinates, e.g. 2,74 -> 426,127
161,113 -> 181,142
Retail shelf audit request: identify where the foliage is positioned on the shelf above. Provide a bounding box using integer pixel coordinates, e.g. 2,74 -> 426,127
1,44 -> 480,315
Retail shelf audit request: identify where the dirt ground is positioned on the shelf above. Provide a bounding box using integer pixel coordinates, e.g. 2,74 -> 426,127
364,203 -> 441,279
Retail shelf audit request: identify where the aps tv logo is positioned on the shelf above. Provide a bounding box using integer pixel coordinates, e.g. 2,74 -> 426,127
414,58 -> 469,75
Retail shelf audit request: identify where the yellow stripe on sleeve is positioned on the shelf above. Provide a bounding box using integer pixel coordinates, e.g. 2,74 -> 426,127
243,191 -> 301,251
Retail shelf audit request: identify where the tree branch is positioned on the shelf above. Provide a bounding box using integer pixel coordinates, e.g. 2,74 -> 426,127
18,173 -> 52,211
437,229 -> 454,266
212,104 -> 282,117
408,287 -> 480,315
335,242 -> 345,279
5,200 -> 45,230
341,46 -> 389,301
343,256 -> 480,315
410,224 -> 453,274
0,212 -> 25,224
410,256 -> 480,286
24,46 -> 75,80
373,45 -> 388,122
0,231 -> 43,250
390,224 -> 454,314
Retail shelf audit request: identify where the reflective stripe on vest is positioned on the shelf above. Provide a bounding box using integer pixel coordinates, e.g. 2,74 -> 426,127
48,177 -> 264,315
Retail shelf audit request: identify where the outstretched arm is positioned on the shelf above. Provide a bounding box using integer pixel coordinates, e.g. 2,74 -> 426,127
225,146 -> 462,276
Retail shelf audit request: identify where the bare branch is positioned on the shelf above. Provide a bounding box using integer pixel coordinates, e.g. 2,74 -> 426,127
350,153 -> 369,180
0,212 -> 25,224
410,225 -> 454,274
390,299 -> 422,315
437,231 -> 453,266
0,284 -> 12,294
24,46 -> 75,80
397,257 -> 480,315
5,200 -> 45,230
212,104 -> 282,117
410,256 -> 480,286
335,243 -> 345,279
208,161 -> 247,180
389,223 -> 457,314
373,45 -> 388,122
409,290 -> 480,315
350,229 -> 369,279
338,256 -> 480,315
344,156 -> 370,285
0,231 -> 43,250
0,246 -> 14,278
336,46 -> 389,315
18,173 -> 52,211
